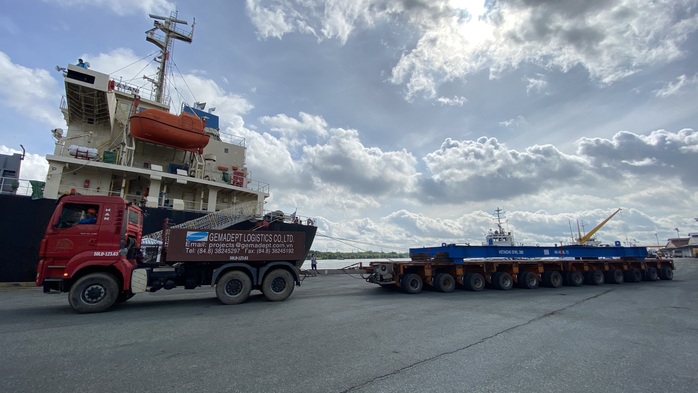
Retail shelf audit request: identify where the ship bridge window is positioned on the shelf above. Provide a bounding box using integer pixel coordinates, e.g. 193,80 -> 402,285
66,69 -> 95,84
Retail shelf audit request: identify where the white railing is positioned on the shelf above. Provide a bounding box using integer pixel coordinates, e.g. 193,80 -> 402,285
143,200 -> 260,242
0,177 -> 43,197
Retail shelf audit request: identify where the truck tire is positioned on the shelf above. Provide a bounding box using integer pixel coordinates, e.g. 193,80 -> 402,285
658,267 -> 674,280
605,269 -> 624,284
434,273 -> 456,293
642,268 -> 659,281
624,268 -> 642,283
261,269 -> 295,302
517,272 -> 539,289
216,271 -> 252,305
492,272 -> 513,290
68,273 -> 119,313
463,273 -> 485,291
542,271 -> 563,288
401,273 -> 423,294
586,270 -> 604,285
565,271 -> 584,287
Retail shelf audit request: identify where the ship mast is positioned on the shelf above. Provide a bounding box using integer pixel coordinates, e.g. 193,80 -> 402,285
145,11 -> 195,104
494,207 -> 506,233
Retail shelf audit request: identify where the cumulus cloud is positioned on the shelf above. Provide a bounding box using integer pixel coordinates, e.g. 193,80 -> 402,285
0,51 -> 63,126
259,112 -> 327,142
303,127 -> 419,196
577,128 -> 698,186
419,137 -> 591,202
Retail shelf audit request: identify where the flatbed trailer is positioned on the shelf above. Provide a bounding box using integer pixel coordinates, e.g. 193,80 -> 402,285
366,244 -> 675,293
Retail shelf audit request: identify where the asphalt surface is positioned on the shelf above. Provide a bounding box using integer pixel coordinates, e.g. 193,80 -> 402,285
1,260 -> 696,393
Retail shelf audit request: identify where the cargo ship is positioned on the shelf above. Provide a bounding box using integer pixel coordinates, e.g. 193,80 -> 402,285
0,12 -> 316,282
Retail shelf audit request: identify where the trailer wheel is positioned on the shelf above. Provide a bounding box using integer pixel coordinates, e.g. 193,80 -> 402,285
492,272 -> 513,290
68,273 -> 119,314
586,270 -> 604,286
605,269 -> 624,284
642,268 -> 659,281
463,273 -> 485,291
434,273 -> 456,293
658,267 -> 674,280
518,272 -> 539,289
565,271 -> 584,287
624,268 -> 642,283
542,271 -> 563,288
261,269 -> 295,302
401,273 -> 423,294
216,271 -> 252,305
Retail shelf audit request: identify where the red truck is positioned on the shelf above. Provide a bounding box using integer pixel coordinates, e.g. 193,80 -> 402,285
35,195 -> 316,313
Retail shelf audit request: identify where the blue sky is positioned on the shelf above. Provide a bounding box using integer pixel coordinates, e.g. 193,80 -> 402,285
1,0 -> 697,251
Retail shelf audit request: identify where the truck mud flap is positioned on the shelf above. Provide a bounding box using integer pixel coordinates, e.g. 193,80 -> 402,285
131,268 -> 148,293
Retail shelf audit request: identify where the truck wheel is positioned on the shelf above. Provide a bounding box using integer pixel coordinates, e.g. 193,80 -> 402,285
542,271 -> 563,288
493,272 -> 513,290
463,273 -> 485,291
565,271 -> 584,287
642,268 -> 659,281
625,268 -> 642,283
216,271 -> 252,305
262,269 -> 295,302
401,273 -> 423,294
658,267 -> 674,280
517,272 -> 539,289
434,273 -> 455,293
68,273 -> 119,313
605,269 -> 624,284
586,270 -> 604,285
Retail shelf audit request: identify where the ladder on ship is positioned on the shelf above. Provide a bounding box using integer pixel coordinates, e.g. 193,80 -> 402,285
143,200 -> 260,242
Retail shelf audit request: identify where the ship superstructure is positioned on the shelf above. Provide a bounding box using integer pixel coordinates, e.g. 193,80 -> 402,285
484,207 -> 515,246
44,12 -> 268,218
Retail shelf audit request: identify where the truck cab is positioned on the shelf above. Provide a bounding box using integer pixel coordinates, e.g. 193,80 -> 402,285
36,195 -> 143,312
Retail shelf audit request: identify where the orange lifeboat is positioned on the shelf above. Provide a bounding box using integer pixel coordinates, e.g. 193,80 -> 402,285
129,109 -> 210,153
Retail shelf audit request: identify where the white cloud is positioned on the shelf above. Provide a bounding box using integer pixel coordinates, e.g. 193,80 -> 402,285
54,0 -> 174,15
435,95 -> 467,106
246,1 -> 698,101
0,51 -> 63,127
259,112 -> 329,139
303,127 -> 419,197
419,137 -> 592,202
499,115 -> 528,128
0,146 -> 48,183
655,74 -> 698,97
524,74 -> 548,94
576,128 -> 698,186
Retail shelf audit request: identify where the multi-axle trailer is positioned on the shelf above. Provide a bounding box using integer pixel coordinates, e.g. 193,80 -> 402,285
366,244 -> 675,293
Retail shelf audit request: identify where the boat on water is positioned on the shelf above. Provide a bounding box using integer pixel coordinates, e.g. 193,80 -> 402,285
0,12 -> 316,282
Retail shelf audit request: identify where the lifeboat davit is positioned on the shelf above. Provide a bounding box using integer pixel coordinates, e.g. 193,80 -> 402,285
129,109 -> 210,153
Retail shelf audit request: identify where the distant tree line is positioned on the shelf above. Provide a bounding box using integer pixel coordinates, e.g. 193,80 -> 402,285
308,250 -> 408,260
